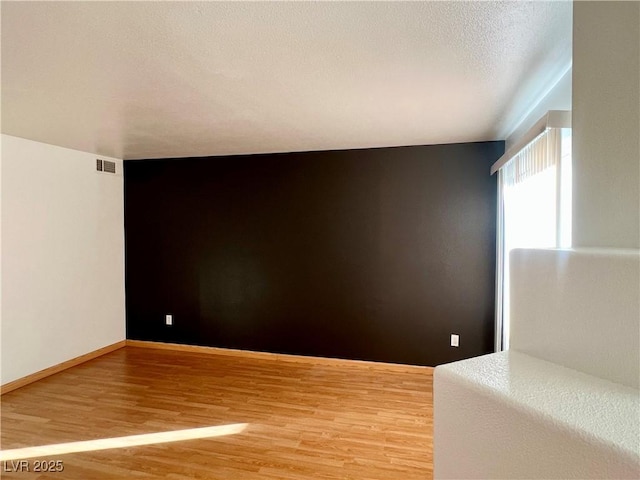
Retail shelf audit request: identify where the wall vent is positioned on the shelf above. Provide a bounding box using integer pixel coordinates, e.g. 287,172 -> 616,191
103,160 -> 116,174
97,159 -> 116,174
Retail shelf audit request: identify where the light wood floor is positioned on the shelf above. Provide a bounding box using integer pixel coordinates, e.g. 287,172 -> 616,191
1,347 -> 433,479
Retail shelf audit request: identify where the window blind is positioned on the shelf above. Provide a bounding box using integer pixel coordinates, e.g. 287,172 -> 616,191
501,127 -> 562,186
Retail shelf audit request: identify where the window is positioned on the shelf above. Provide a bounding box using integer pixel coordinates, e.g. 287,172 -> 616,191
493,112 -> 572,350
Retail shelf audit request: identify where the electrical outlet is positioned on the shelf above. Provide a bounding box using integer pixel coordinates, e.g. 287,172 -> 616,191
450,334 -> 459,347
165,314 -> 173,326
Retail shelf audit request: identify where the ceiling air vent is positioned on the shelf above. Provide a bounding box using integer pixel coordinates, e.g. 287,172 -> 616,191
97,159 -> 116,174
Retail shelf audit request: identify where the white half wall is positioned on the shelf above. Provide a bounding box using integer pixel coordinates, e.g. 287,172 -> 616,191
510,248 -> 640,389
435,248 -> 640,479
572,1 -> 640,248
435,350 -> 640,480
1,134 -> 125,385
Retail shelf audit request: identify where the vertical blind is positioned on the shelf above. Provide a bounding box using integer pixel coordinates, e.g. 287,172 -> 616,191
501,128 -> 562,186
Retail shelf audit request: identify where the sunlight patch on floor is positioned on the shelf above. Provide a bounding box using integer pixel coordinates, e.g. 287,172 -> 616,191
0,423 -> 249,461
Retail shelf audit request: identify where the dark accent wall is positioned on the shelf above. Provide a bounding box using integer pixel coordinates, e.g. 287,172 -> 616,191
124,142 -> 503,366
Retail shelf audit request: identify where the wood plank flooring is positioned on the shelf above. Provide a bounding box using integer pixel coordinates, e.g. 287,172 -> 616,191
1,347 -> 433,479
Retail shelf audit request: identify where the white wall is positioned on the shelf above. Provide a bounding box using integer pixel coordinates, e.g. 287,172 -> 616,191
435,348 -> 640,479
505,66 -> 572,151
1,134 -> 125,385
572,1 -> 640,248
510,248 -> 640,390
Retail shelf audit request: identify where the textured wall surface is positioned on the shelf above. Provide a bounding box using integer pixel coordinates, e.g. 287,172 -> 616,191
1,135 -> 125,385
510,248 -> 640,389
572,1 -> 640,248
434,351 -> 640,479
434,248 -> 640,479
124,142 -> 502,366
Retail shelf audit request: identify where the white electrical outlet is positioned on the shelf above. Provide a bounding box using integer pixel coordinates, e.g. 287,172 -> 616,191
165,314 -> 173,326
450,334 -> 459,347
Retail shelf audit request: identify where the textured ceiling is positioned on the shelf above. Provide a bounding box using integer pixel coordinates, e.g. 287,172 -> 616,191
1,1 -> 572,160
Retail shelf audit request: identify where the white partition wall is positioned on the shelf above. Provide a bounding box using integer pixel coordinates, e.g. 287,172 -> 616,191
572,2 -> 639,249
434,248 -> 640,479
510,248 -> 639,389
